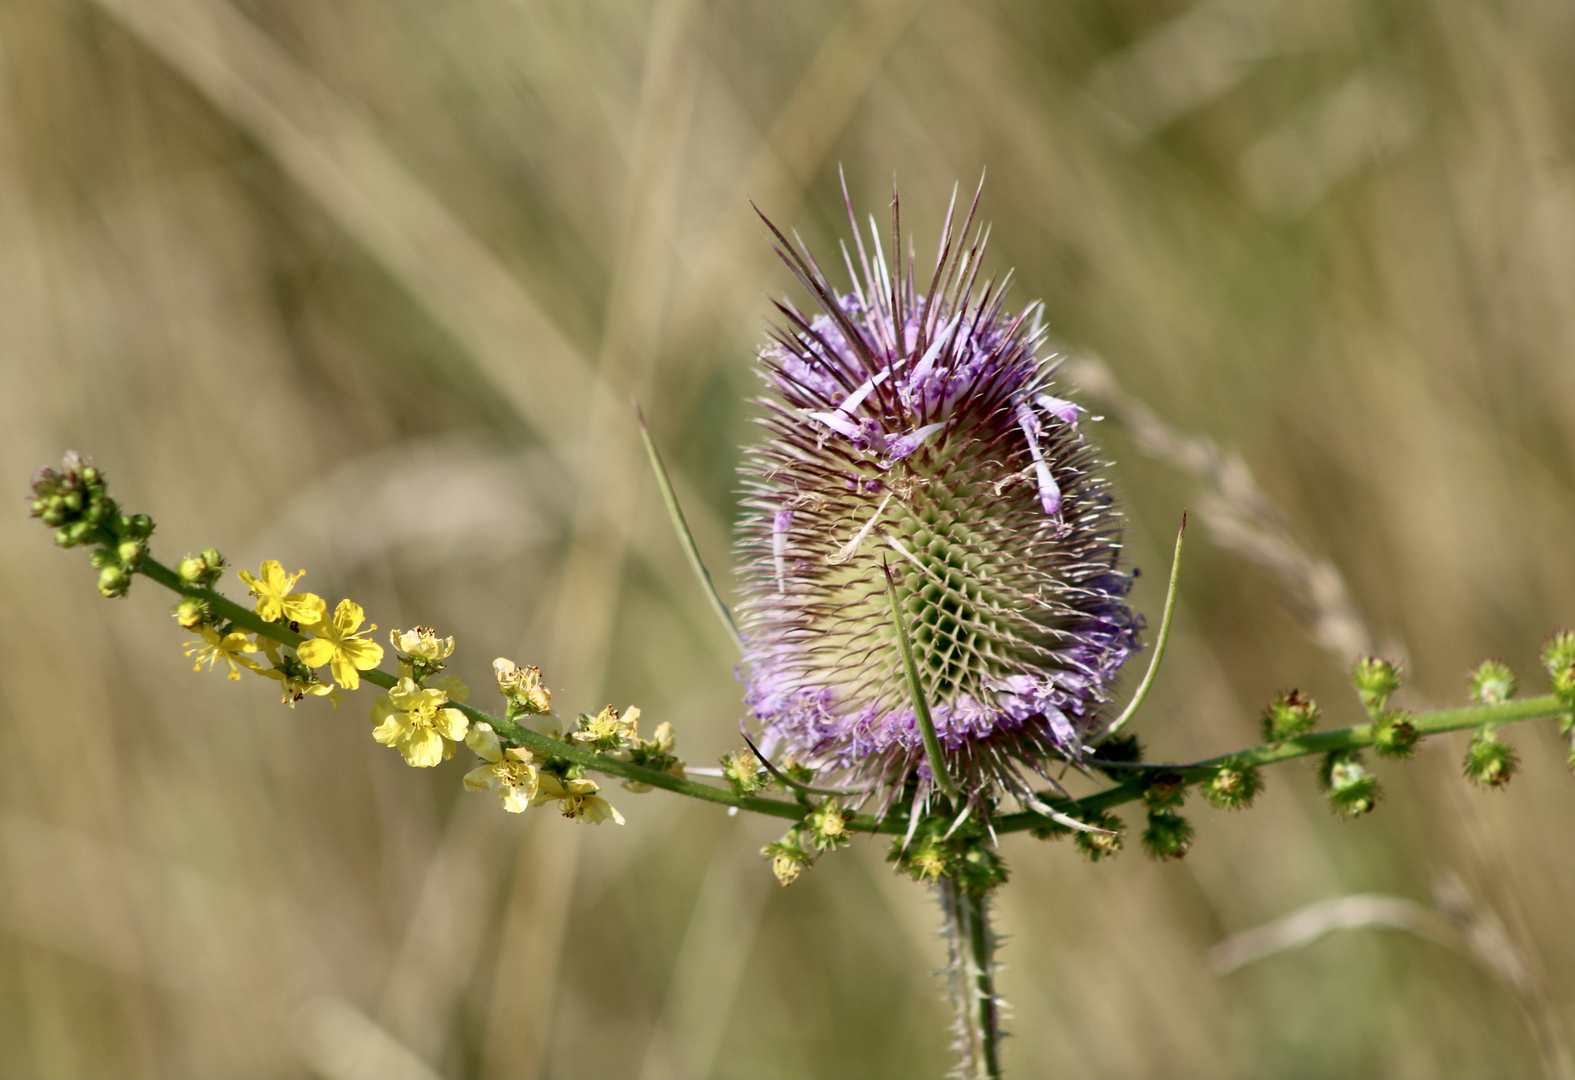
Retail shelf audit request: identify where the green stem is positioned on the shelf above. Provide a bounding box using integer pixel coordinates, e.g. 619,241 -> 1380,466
136,556 -> 1572,837
140,556 -> 808,822
995,693 -> 1570,835
940,878 -> 1002,1080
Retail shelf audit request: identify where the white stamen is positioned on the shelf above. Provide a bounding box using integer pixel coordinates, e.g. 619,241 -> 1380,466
829,492 -> 893,564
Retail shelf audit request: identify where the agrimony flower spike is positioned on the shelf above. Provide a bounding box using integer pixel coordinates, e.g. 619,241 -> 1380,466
736,184 -> 1140,812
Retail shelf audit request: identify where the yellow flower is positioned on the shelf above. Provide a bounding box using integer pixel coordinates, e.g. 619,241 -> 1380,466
297,599 -> 384,690
463,722 -> 539,812
183,628 -> 262,680
494,657 -> 552,715
256,639 -> 341,708
572,705 -> 640,750
391,626 -> 454,664
533,773 -> 624,824
370,676 -> 469,767
235,561 -> 327,625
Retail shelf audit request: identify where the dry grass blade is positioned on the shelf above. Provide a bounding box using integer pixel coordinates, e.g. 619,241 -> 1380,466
1066,355 -> 1381,666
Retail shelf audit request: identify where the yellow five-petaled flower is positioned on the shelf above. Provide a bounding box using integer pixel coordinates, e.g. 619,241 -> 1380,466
183,627 -> 262,681
370,676 -> 469,767
463,722 -> 540,812
236,560 -> 327,625
297,599 -> 384,690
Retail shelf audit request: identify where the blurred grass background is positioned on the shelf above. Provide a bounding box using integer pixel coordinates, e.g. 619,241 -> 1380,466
3,0 -> 1575,1076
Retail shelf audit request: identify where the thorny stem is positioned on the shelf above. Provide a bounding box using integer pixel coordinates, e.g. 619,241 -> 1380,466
136,557 -> 1572,837
940,878 -> 1002,1080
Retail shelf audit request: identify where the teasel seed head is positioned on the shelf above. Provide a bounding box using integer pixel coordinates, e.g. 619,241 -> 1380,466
736,182 -> 1142,815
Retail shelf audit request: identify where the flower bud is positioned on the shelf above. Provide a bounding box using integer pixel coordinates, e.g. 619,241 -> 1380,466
177,555 -> 208,584
1463,728 -> 1518,788
1202,759 -> 1263,810
1141,770 -> 1187,810
1467,660 -> 1516,705
116,540 -> 144,568
1319,750 -> 1380,818
1372,711 -> 1419,759
805,798 -> 854,851
1261,689 -> 1319,742
97,565 -> 130,598
125,514 -> 154,539
1141,810 -> 1194,861
1352,657 -> 1403,713
721,749 -> 768,797
1544,632 -> 1575,705
762,828 -> 814,886
1073,811 -> 1124,862
174,597 -> 210,630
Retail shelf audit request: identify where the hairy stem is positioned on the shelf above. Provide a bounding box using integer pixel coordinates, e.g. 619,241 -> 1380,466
940,878 -> 1002,1080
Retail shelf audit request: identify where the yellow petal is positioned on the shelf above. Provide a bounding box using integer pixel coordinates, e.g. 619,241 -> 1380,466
295,638 -> 333,668
463,764 -> 498,792
330,654 -> 361,690
466,722 -> 503,763
401,728 -> 446,767
431,675 -> 468,704
436,708 -> 469,742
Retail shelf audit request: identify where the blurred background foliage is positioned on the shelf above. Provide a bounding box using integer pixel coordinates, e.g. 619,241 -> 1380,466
3,0 -> 1575,1076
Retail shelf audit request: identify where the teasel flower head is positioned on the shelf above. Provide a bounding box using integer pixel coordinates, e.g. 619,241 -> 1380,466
736,182 -> 1142,816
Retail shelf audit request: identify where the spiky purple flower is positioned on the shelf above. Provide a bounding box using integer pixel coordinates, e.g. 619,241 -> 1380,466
737,185 -> 1142,814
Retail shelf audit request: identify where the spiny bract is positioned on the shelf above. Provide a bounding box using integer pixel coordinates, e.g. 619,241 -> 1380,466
737,183 -> 1142,816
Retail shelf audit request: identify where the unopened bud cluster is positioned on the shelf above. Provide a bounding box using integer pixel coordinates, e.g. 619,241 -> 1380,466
31,453 -> 154,598
765,797 -> 858,886
889,816 -> 1009,892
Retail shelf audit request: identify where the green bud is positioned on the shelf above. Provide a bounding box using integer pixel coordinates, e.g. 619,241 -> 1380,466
66,520 -> 93,545
762,827 -> 814,886
1463,728 -> 1518,789
1468,660 -> 1516,705
62,489 -> 83,513
125,513 -> 154,539
89,548 -> 116,569
177,555 -> 208,584
1352,656 -> 1403,713
174,598 -> 210,630
79,466 -> 100,485
40,504 -> 67,527
201,549 -> 225,571
1073,811 -> 1124,862
1202,758 -> 1263,810
1027,817 -> 1072,842
1141,810 -> 1194,861
1091,733 -> 1144,780
1141,771 -> 1188,811
804,798 -> 853,852
956,842 -> 1009,893
1556,668 -> 1575,707
116,540 -> 144,568
1372,711 -> 1419,760
97,565 -> 131,598
1319,750 -> 1380,818
1261,689 -> 1319,742
1543,631 -> 1575,680
721,750 -> 768,797
53,527 -> 73,547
